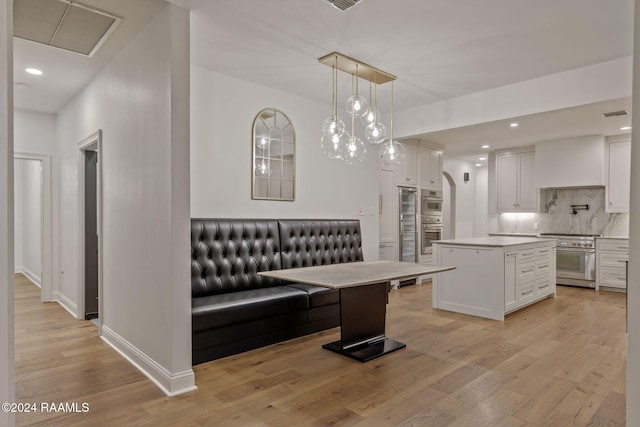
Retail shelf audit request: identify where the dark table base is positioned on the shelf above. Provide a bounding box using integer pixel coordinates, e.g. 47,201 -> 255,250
322,337 -> 406,362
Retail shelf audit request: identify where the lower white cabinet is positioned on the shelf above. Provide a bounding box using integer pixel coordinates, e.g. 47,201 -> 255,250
596,238 -> 629,291
433,239 -> 556,321
379,243 -> 396,261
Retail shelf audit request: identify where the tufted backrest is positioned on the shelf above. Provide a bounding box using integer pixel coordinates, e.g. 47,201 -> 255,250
191,219 -> 282,297
278,220 -> 363,269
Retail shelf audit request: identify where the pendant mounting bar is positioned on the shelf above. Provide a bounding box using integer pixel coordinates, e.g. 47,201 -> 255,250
318,52 -> 396,84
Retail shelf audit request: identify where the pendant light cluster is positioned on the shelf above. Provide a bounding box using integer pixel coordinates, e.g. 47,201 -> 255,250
319,52 -> 406,166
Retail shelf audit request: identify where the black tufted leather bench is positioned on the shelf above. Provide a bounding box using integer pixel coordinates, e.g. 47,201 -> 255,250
191,218 -> 363,365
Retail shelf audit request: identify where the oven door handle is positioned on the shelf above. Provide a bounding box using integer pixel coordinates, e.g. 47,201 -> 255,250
557,249 -> 595,254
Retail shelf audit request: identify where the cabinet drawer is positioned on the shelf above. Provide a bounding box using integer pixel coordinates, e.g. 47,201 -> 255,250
518,261 -> 536,282
536,259 -> 552,277
518,282 -> 535,303
536,276 -> 553,295
536,247 -> 553,258
598,252 -> 629,268
598,241 -> 629,252
598,267 -> 626,288
518,249 -> 536,261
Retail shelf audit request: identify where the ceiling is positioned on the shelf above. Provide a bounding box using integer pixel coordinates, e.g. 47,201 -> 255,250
13,0 -> 635,159
13,0 -> 167,113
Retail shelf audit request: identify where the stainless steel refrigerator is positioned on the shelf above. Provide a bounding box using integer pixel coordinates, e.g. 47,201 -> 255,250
398,187 -> 418,262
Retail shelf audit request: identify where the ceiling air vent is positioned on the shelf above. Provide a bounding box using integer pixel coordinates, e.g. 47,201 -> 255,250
13,0 -> 122,57
326,0 -> 366,12
602,110 -> 629,118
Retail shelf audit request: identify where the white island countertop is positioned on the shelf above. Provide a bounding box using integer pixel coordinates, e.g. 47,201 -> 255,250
434,236 -> 557,247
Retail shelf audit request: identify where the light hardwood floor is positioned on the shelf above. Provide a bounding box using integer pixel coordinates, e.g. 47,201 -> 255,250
14,273 -> 626,426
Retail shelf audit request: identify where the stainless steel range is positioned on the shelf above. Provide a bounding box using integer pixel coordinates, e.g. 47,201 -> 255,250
539,233 -> 599,288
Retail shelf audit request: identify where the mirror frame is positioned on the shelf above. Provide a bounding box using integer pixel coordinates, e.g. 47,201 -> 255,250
251,108 -> 296,201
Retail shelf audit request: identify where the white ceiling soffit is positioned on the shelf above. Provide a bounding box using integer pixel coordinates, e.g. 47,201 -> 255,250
14,0 -> 122,57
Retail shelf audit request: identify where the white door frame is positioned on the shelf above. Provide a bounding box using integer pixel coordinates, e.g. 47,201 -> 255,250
14,152 -> 52,302
77,130 -> 103,332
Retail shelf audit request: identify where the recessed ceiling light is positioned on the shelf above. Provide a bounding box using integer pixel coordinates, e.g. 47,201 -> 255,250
621,126 -> 631,131
475,163 -> 482,167
510,122 -> 518,128
481,145 -> 490,149
479,157 -> 486,161
25,68 -> 43,75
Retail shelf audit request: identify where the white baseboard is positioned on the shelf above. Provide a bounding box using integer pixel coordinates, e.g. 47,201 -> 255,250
21,267 -> 41,288
53,291 -> 78,318
101,325 -> 197,397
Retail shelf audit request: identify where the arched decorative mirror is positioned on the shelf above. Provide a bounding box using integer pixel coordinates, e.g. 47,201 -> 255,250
252,108 -> 296,201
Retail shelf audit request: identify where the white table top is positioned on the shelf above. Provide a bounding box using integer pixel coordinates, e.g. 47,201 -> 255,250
258,260 -> 455,289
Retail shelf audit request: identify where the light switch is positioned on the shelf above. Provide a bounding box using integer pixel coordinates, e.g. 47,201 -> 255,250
358,206 -> 365,216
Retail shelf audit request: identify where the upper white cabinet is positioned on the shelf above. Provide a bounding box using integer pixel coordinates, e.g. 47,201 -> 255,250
534,135 -> 605,188
379,166 -> 397,246
496,150 -> 537,212
606,139 -> 630,213
395,144 -> 418,186
420,146 -> 443,190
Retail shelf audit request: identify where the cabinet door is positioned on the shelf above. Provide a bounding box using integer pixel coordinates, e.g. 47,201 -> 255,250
607,141 -> 631,213
397,144 -> 418,186
518,152 -> 537,210
379,167 -> 396,244
379,243 -> 396,261
497,153 -> 519,211
504,252 -> 517,311
420,147 -> 443,189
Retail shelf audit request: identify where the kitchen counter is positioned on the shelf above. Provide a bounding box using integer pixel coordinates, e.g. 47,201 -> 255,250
435,236 -> 556,248
432,238 -> 556,320
488,232 -> 539,238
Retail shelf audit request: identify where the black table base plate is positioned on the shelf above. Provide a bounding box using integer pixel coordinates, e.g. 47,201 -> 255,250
322,338 -> 406,362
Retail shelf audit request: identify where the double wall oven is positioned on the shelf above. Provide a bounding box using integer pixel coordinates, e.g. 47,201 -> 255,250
421,190 -> 443,255
539,233 -> 597,288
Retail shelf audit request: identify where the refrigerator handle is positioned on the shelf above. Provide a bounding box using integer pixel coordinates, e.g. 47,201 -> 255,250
379,195 -> 382,214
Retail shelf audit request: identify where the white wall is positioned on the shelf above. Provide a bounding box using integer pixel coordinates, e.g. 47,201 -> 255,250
443,157 -> 478,238
0,0 -> 14,424
55,4 -> 194,395
627,0 -> 640,419
14,109 -> 56,154
190,65 -> 380,260
474,167 -> 488,237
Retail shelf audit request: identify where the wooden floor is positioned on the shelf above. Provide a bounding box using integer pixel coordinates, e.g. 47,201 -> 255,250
14,273 -> 626,426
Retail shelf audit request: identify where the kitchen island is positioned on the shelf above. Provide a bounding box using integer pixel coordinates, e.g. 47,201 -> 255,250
432,236 -> 557,320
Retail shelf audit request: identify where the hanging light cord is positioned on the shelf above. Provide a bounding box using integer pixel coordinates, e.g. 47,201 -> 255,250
390,80 -> 394,141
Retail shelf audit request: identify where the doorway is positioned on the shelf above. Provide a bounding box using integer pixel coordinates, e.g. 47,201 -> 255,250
77,131 -> 103,326
13,153 -> 52,302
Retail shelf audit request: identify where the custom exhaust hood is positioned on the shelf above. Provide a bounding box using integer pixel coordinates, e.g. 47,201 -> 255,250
534,135 -> 606,189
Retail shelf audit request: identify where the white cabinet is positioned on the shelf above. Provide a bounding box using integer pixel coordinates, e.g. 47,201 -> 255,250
496,151 -> 537,212
596,238 -> 628,291
379,243 -> 396,261
379,167 -> 397,248
606,140 -> 631,213
396,144 -> 418,186
419,146 -> 443,190
433,239 -> 556,321
504,246 -> 555,312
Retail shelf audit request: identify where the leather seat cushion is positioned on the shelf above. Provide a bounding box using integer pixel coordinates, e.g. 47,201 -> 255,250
192,287 -> 309,331
285,283 -> 339,308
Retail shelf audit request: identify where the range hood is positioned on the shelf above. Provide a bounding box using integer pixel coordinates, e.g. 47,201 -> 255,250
534,135 -> 605,189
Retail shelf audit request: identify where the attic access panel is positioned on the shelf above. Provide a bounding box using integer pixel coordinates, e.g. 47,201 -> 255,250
14,0 -> 122,57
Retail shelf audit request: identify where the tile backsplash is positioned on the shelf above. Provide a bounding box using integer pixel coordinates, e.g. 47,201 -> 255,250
498,187 -> 629,237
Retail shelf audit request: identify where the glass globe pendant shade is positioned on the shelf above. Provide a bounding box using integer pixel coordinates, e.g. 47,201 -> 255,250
360,107 -> 378,127
365,122 -> 387,144
378,140 -> 406,166
322,115 -> 345,137
321,131 -> 349,159
346,94 -> 368,118
343,136 -> 366,164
